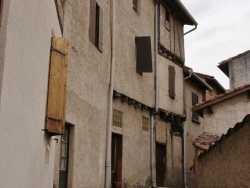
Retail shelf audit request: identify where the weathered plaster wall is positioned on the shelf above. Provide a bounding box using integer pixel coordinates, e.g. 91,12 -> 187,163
63,0 -> 111,187
0,0 -> 62,188
196,121 -> 250,188
114,0 -> 155,106
229,51 -> 250,89
184,79 -> 205,188
203,92 -> 250,135
113,99 -> 151,188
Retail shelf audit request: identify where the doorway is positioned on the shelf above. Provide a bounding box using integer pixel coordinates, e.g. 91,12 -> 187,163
156,143 -> 166,187
111,133 -> 123,187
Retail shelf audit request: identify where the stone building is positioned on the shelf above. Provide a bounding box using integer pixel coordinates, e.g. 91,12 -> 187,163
0,0 -> 199,188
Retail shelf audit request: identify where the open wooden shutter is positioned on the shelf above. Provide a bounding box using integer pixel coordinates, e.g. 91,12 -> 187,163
168,65 -> 175,98
89,0 -> 96,44
46,37 -> 69,135
55,0 -> 65,33
135,36 -> 153,73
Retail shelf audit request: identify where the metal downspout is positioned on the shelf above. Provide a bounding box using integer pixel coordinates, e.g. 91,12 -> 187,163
150,1 -> 159,187
105,0 -> 115,187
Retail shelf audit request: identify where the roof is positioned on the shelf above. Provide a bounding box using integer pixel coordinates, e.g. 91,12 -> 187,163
198,114 -> 250,159
218,50 -> 250,77
193,83 -> 250,116
183,66 -> 212,91
195,73 -> 226,94
193,132 -> 220,150
161,0 -> 197,25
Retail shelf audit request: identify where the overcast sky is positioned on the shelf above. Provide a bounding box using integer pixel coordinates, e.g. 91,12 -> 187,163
182,0 -> 250,89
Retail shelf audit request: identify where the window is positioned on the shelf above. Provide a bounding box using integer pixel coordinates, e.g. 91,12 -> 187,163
0,0 -> 3,26
113,109 -> 123,128
165,9 -> 170,30
142,116 -> 149,132
59,124 -> 71,188
192,92 -> 199,122
135,36 -> 153,73
45,37 -> 69,135
89,0 -> 103,52
133,0 -> 138,12
168,65 -> 175,98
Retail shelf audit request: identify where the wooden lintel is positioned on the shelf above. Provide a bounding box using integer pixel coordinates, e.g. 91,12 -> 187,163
113,91 -> 121,99
121,95 -> 128,103
207,105 -> 213,114
128,99 -> 135,106
247,90 -> 250,99
134,102 -> 142,109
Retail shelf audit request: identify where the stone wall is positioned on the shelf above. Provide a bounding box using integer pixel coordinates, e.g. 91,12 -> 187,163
195,117 -> 250,187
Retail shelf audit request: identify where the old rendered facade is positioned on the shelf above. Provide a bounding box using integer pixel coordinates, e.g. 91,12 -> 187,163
2,0 -> 234,188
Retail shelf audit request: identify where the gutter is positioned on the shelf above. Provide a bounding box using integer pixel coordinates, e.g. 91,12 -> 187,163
184,24 -> 197,35
105,0 -> 115,187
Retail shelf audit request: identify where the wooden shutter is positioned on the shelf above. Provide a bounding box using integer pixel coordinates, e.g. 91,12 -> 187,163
0,0 -> 2,26
192,92 -> 199,121
98,7 -> 103,52
168,65 -> 175,98
135,36 -> 153,73
46,37 -> 69,135
89,0 -> 96,44
55,0 -> 65,33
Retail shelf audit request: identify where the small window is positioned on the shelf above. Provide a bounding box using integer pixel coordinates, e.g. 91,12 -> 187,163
133,0 -> 138,12
192,92 -> 199,123
89,0 -> 103,52
168,65 -> 175,99
142,116 -> 149,132
165,9 -> 170,30
113,109 -> 123,128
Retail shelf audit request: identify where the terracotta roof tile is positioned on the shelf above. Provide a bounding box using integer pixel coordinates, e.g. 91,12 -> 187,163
193,132 -> 220,150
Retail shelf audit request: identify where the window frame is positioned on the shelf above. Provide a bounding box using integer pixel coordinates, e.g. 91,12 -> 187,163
165,8 -> 170,31
168,65 -> 176,99
142,116 -> 149,132
192,92 -> 200,123
89,0 -> 103,52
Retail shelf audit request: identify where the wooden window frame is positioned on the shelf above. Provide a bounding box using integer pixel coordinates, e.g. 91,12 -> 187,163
89,0 -> 103,52
165,8 -> 170,31
142,116 -> 149,132
192,92 -> 200,124
113,109 -> 123,128
168,65 -> 175,99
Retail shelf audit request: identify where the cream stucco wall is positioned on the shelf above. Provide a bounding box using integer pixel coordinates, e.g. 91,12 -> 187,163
0,0 -> 62,188
203,92 -> 250,135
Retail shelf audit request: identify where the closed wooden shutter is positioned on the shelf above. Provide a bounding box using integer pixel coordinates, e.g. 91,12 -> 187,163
89,0 -> 96,44
135,36 -> 153,73
98,7 -> 103,52
46,37 -> 69,135
168,65 -> 175,98
192,92 -> 199,121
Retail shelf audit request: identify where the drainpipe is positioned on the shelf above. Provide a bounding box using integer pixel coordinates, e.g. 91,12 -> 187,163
183,122 -> 187,188
150,1 -> 159,187
184,24 -> 197,35
105,0 -> 115,187
184,69 -> 193,80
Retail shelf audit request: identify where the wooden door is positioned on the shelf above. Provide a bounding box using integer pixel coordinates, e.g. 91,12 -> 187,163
156,143 -> 166,187
111,133 -> 123,187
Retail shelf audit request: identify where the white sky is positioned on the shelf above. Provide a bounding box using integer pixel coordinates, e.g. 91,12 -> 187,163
182,0 -> 250,89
